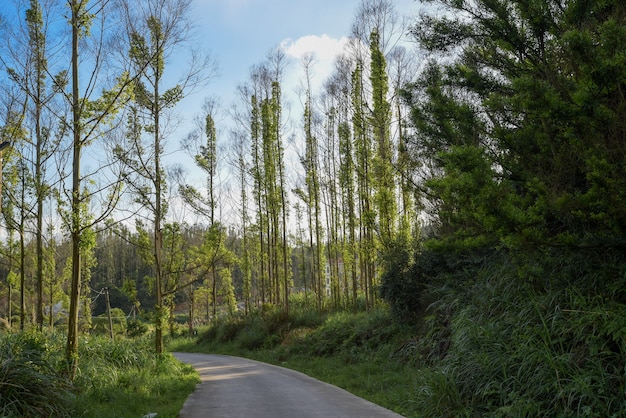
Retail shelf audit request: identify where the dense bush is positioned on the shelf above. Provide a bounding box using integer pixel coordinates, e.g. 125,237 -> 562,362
412,248 -> 626,417
379,242 -> 488,322
196,302 -> 409,366
126,318 -> 149,337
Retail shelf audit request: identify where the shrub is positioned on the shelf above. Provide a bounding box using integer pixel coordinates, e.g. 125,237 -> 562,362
127,319 -> 149,337
413,249 -> 626,417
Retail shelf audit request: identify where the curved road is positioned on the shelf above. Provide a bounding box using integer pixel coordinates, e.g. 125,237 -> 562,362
173,352 -> 404,418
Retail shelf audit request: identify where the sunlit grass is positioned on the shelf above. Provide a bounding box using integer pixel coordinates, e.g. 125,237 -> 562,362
74,336 -> 199,418
166,305 -> 419,417
168,249 -> 626,417
0,331 -> 198,418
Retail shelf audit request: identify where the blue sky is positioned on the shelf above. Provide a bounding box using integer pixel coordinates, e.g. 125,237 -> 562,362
0,0 -> 420,224
190,0 -> 417,100
174,0 -> 419,184
172,0 -> 419,117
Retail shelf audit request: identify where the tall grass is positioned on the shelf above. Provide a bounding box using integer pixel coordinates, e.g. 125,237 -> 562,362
0,331 -> 73,417
0,330 -> 197,417
180,248 -> 626,417
73,335 -> 198,417
412,249 -> 626,417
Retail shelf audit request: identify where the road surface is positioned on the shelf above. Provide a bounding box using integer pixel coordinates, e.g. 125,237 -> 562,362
173,352 -> 404,417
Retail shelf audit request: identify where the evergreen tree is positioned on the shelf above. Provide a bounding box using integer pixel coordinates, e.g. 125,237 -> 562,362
369,29 -> 396,245
406,0 -> 626,252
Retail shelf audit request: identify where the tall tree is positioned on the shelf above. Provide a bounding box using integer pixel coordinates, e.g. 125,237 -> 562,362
232,129 -> 252,313
300,55 -> 324,309
370,28 -> 396,245
65,0 -> 131,378
352,60 -> 376,308
405,0 -> 626,251
0,0 -> 66,329
326,55 -> 359,308
179,98 -> 226,320
388,45 -> 417,243
118,0 -> 215,354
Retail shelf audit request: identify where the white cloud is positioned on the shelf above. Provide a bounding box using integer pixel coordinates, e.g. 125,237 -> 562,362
281,34 -> 349,62
280,34 -> 350,99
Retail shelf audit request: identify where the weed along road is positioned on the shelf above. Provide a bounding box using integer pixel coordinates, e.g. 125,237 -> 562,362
173,352 -> 404,417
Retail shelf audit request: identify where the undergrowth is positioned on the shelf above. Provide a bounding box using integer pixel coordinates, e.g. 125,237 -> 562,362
409,248 -> 626,417
0,331 -> 197,417
183,247 -> 626,417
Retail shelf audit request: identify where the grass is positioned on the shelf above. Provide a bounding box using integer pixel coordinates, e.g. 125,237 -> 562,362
167,306 -> 421,417
168,248 -> 626,417
0,330 -> 198,418
0,332 -> 73,417
74,336 -> 198,417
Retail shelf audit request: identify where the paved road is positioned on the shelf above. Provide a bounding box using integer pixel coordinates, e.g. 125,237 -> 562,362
173,352 -> 404,418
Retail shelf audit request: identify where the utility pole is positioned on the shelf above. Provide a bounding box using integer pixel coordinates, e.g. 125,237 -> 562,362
105,287 -> 114,340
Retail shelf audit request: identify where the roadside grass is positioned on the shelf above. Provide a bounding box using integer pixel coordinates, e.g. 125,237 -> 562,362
74,335 -> 198,418
168,248 -> 626,417
0,330 -> 198,418
166,306 -> 421,417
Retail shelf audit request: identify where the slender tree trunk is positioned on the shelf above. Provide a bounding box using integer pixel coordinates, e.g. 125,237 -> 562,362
153,33 -> 165,354
188,284 -> 194,335
211,266 -> 217,317
67,2 -> 82,377
35,92 -> 44,328
19,189 -> 25,331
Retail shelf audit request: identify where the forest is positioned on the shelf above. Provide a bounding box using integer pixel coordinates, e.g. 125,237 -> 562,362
1,0 -> 626,415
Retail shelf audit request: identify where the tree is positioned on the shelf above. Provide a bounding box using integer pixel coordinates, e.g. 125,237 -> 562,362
300,54 -> 324,309
179,98 -> 225,321
352,60 -> 376,308
64,0 -> 132,378
370,28 -> 396,245
326,54 -> 359,308
348,0 -> 409,308
0,100 -> 24,327
388,45 -> 418,243
405,0 -> 626,252
246,52 -> 290,310
117,0 -> 215,354
0,0 -> 66,329
234,130 -> 252,313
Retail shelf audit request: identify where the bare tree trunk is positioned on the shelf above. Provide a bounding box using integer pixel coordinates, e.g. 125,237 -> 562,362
66,2 -> 82,377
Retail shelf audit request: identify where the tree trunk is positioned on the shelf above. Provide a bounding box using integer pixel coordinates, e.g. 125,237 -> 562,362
66,1 -> 82,378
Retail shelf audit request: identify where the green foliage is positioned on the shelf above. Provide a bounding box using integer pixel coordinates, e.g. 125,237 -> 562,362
292,310 -> 402,362
185,242 -> 626,417
379,241 -> 487,323
406,0 -> 626,251
126,319 -> 149,337
378,234 -> 421,322
409,248 -> 626,417
369,28 -> 396,244
0,330 -> 197,417
91,308 -> 127,336
0,331 -> 73,417
73,336 -> 197,417
197,300 -> 328,352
